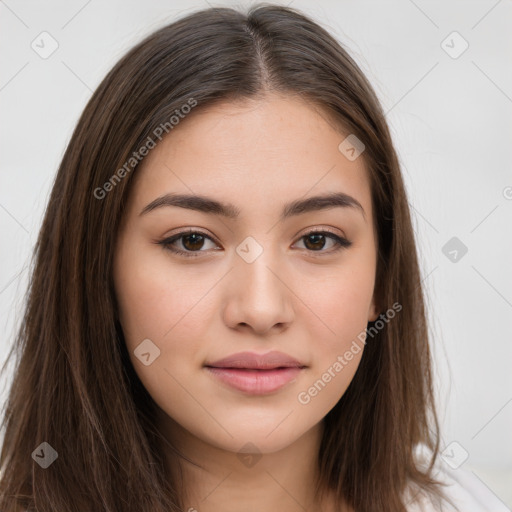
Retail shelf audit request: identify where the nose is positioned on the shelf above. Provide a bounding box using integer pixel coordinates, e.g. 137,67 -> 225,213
222,248 -> 295,336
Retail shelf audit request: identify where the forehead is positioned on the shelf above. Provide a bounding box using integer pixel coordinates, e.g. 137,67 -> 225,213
128,93 -> 373,222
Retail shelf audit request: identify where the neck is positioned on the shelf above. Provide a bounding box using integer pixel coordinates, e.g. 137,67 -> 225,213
155,410 -> 343,512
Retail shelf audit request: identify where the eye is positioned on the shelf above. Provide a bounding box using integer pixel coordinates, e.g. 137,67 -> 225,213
157,229 -> 219,258
157,228 -> 352,258
294,229 -> 352,254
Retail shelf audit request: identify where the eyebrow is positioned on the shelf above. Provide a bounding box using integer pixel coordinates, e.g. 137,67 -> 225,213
139,191 -> 366,223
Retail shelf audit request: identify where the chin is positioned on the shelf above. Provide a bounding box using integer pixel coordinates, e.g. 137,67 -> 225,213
202,418 -> 319,455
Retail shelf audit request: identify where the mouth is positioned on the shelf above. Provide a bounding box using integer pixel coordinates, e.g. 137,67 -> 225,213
204,350 -> 307,395
204,366 -> 304,394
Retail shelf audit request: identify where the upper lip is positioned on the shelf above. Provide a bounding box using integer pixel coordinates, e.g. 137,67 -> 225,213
205,350 -> 306,370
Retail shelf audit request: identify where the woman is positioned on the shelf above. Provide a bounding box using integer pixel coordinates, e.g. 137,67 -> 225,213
0,4 -> 502,511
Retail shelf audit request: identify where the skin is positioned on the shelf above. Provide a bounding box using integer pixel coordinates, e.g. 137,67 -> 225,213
113,92 -> 379,512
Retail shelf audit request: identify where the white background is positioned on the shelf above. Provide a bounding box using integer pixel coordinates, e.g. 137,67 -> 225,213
1,0 -> 511,507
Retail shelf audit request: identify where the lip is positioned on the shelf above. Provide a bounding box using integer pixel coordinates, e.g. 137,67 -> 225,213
204,350 -> 306,395
206,350 -> 305,370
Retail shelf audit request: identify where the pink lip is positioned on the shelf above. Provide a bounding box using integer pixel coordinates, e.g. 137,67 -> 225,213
204,350 -> 306,395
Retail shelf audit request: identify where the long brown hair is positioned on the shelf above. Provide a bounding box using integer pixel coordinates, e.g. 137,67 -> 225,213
0,4 -> 453,511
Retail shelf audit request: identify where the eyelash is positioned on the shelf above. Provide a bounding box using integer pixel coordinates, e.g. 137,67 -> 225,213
156,228 -> 352,258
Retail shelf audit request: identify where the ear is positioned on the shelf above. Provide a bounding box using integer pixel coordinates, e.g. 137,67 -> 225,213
368,295 -> 380,322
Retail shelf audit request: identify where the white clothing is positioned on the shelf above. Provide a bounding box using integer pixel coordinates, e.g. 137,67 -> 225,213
406,448 -> 510,511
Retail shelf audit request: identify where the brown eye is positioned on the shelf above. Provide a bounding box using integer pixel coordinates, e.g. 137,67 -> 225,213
294,230 -> 352,254
158,230 -> 219,258
303,233 -> 329,251
181,233 -> 207,251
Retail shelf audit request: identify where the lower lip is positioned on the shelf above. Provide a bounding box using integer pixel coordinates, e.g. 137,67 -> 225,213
205,367 -> 303,394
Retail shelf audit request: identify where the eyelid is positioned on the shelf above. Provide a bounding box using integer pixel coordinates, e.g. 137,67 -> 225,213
301,226 -> 345,239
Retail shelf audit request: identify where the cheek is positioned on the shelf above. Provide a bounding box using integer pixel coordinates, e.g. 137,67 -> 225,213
303,264 -> 375,343
114,244 -> 227,369
296,279 -> 367,412
297,262 -> 374,404
114,249 -> 215,422
114,243 -> 213,348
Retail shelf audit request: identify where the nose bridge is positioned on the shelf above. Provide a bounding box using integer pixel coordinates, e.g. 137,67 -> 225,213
225,234 -> 294,333
235,235 -> 285,302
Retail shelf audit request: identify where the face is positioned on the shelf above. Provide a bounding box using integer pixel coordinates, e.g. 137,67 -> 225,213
113,93 -> 379,457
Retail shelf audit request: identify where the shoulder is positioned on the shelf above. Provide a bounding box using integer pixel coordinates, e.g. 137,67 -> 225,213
405,445 -> 510,512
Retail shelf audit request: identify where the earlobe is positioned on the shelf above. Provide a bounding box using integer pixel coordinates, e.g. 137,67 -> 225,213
368,298 -> 380,322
